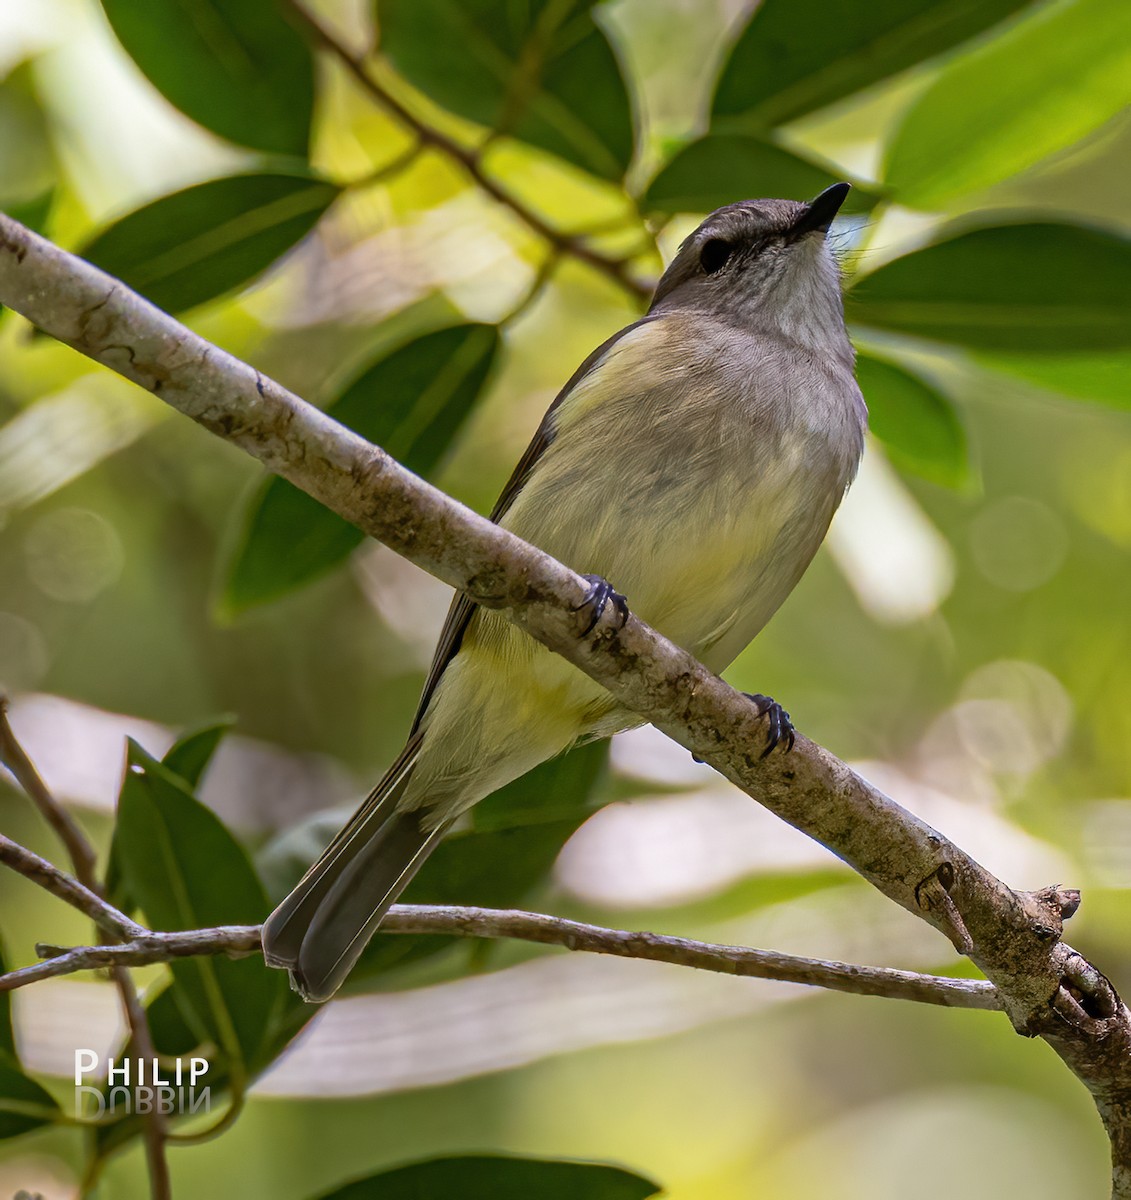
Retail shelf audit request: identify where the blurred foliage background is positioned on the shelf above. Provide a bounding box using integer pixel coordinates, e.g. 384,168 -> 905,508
0,0 -> 1128,1196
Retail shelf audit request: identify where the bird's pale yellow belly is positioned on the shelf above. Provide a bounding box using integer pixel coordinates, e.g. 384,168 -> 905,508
401,317 -> 860,825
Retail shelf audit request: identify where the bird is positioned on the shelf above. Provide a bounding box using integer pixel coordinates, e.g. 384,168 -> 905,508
262,183 -> 867,1002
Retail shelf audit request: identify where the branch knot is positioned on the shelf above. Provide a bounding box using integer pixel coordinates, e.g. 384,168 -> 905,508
916,862 -> 973,955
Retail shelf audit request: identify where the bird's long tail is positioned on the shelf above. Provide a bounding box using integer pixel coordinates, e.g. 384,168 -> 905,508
261,735 -> 448,1002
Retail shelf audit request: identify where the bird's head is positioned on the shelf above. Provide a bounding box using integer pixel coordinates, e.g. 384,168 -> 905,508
651,183 -> 852,351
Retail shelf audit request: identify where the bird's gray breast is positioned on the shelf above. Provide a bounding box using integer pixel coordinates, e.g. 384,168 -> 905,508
501,315 -> 864,661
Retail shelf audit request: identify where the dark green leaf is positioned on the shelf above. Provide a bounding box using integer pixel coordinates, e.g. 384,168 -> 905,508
314,1154 -> 661,1200
856,352 -> 968,487
378,0 -> 635,180
76,171 -> 339,315
353,818 -> 590,981
356,742 -> 608,980
643,134 -> 880,214
884,0 -> 1129,209
103,838 -> 131,915
142,985 -> 206,1058
163,718 -> 233,789
0,1050 -> 60,1141
106,718 -> 233,910
115,742 -> 283,1076
472,738 -> 609,832
712,0 -> 1037,129
222,323 -> 500,614
850,222 -> 1131,351
99,0 -> 314,155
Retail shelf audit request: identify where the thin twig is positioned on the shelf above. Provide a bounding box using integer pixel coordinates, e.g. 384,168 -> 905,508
0,912 -> 1000,1010
281,0 -> 652,302
110,964 -> 172,1198
0,706 -> 170,1200
0,698 -> 97,885
0,836 -> 144,941
344,137 -> 423,190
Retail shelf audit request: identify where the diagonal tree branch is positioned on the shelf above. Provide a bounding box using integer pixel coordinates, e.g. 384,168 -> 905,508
1,209 -> 1129,1195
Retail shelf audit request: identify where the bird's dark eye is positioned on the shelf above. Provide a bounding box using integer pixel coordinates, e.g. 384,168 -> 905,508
700,238 -> 734,275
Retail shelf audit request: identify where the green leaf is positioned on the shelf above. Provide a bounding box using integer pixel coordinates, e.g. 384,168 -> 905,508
106,718 -> 234,910
850,221 -> 1131,351
591,867 -> 856,930
0,61 -> 56,214
712,0 -> 1037,129
378,0 -> 635,180
642,134 -> 880,215
114,741 -> 284,1078
0,61 -> 55,264
99,0 -> 314,155
76,171 -> 339,315
313,1154 -> 661,1200
884,0 -> 1131,209
0,1050 -> 60,1141
357,742 -> 608,979
141,985 -> 206,1058
972,347 -> 1131,412
472,738 -> 609,832
4,188 -> 54,236
222,323 -> 500,614
163,718 -> 233,789
103,832 -> 132,915
856,352 -> 968,487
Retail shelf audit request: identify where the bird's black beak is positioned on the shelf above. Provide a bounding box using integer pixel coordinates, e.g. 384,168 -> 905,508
791,182 -> 851,238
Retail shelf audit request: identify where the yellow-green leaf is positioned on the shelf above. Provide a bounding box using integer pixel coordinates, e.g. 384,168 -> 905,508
885,0 -> 1131,208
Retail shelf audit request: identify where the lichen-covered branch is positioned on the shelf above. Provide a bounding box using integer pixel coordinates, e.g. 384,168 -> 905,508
1,209 -> 1129,1195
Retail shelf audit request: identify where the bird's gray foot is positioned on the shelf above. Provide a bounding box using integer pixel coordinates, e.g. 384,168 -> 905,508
744,693 -> 796,757
574,574 -> 629,636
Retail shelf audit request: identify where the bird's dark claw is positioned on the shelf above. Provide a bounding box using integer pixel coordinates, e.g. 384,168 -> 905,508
690,693 -> 796,764
744,693 -> 796,758
574,574 -> 629,636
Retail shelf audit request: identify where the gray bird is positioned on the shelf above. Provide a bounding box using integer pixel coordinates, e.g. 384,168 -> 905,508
263,183 -> 867,1001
